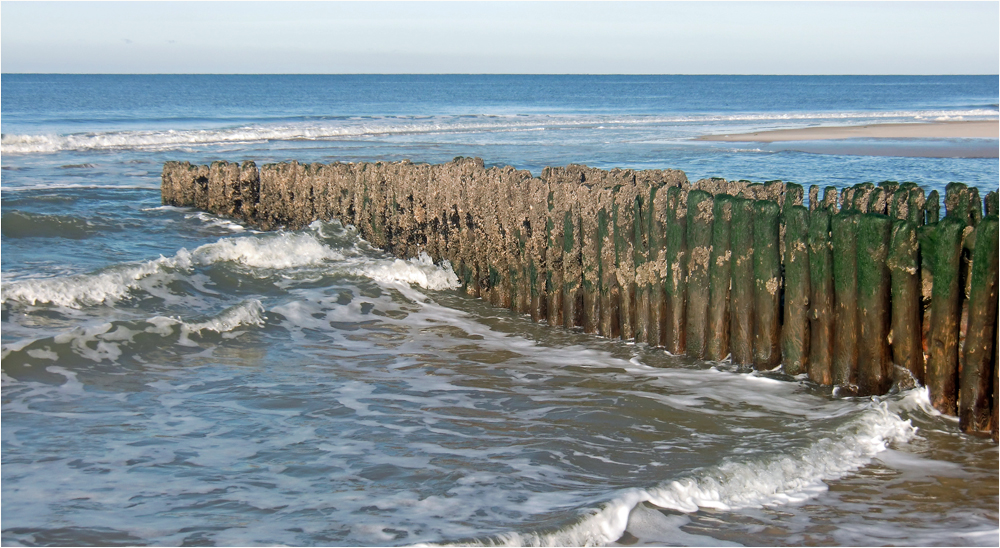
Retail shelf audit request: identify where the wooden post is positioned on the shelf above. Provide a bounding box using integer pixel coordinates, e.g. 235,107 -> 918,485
808,207 -> 834,385
907,186 -> 926,227
647,184 -> 669,347
730,196 -> 755,365
706,194 -> 734,361
685,190 -> 714,357
888,220 -> 924,385
633,185 -> 652,343
926,216 -> 967,415
986,191 -> 998,217
752,200 -> 781,369
614,185 -> 639,340
856,213 -> 893,396
546,186 -> 564,327
808,185 -> 820,211
782,204 -> 811,376
822,186 -> 839,212
563,205 -> 583,329
579,183 -> 602,334
598,198 -> 619,339
926,190 -> 940,224
945,182 -> 971,224
959,216 -> 998,432
664,186 -> 688,353
831,211 -> 860,388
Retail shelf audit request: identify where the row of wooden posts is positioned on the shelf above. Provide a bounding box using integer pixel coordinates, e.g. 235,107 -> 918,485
161,158 -> 999,440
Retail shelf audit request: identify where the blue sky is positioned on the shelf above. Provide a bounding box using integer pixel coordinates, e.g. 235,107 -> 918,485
2,1 -> 997,74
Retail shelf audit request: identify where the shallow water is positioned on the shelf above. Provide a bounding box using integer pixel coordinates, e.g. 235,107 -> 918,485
2,74 -> 998,546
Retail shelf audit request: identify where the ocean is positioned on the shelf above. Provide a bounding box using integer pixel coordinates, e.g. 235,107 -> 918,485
1,74 -> 998,547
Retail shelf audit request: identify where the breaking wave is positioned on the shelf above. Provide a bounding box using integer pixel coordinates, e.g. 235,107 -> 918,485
1,300 -> 267,365
1,224 -> 459,309
472,392 -> 919,547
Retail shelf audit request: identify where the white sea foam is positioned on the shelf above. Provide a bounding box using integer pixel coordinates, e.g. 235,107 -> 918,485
476,393 -> 917,547
349,252 -> 460,291
2,109 -> 996,154
1,228 -> 458,308
0,232 -> 337,308
2,300 -> 268,362
185,211 -> 247,232
145,300 -> 266,346
0,253 -> 192,308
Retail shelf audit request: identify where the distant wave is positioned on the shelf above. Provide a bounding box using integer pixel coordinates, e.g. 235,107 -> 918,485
3,109 -> 997,154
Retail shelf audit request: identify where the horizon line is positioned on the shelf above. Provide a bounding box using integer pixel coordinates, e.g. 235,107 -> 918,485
4,73 -> 999,77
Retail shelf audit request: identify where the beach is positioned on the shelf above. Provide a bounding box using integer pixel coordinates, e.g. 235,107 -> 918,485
2,74 -> 997,547
697,119 -> 999,141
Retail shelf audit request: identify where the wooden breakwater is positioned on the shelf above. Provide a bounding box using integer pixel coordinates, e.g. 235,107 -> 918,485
161,158 -> 999,440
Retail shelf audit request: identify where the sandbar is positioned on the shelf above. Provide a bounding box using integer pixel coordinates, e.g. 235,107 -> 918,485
697,120 -> 999,142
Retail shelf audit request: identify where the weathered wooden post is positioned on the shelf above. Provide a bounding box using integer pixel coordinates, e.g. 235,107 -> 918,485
926,216 -> 967,415
807,206 -> 834,385
614,180 -> 639,340
646,183 -> 669,347
888,220 -> 924,385
986,191 -> 998,217
705,194 -> 734,361
782,198 -> 811,376
856,213 -> 893,396
753,200 -> 782,369
959,215 -> 998,432
831,210 -> 860,388
685,190 -> 714,357
926,190 -> 941,224
822,186 -> 839,212
906,185 -> 926,226
579,181 -> 602,334
633,183 -> 652,344
663,186 -> 688,353
808,185 -> 820,211
730,196 -> 755,365
598,195 -> 618,339
545,183 -> 564,327
563,199 -> 583,329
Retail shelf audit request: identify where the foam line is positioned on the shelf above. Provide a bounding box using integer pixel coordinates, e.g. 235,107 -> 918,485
3,109 -> 995,154
2,226 -> 458,308
463,393 -> 917,547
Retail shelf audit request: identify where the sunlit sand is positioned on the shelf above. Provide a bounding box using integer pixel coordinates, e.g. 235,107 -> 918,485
698,120 -> 999,142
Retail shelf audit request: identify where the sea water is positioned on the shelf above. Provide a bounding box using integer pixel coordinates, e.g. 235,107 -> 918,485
2,74 -> 997,546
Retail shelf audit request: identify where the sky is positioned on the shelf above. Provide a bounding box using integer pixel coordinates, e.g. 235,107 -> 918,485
1,1 -> 997,74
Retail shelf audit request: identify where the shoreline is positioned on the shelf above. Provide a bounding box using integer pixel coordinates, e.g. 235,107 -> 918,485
697,120 -> 999,142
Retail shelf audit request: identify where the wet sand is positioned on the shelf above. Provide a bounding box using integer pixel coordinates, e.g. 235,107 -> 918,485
698,120 -> 999,142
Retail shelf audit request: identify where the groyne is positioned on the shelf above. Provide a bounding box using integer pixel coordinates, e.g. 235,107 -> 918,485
162,158 -> 999,440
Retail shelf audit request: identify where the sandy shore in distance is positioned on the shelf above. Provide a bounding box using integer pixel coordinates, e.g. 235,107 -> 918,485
698,120 -> 999,142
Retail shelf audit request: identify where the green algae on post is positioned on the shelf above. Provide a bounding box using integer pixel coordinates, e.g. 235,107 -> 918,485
856,213 -> 893,396
663,186 -> 688,354
960,216 -> 998,432
706,194 -> 734,361
685,190 -> 714,358
808,207 -> 834,385
752,200 -> 781,369
782,204 -> 810,376
729,196 -> 755,366
926,216 -> 967,416
888,220 -> 924,385
831,211 -> 860,388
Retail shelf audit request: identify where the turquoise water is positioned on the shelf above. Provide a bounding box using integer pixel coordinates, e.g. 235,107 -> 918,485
2,74 -> 997,546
